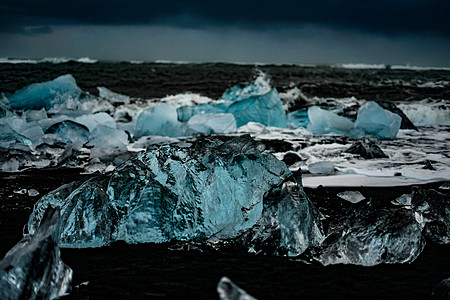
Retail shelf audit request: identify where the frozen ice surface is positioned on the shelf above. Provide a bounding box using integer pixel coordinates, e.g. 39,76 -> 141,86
135,103 -> 186,138
228,89 -> 287,128
187,113 -> 237,134
7,74 -> 82,110
336,191 -> 366,203
318,207 -> 425,266
28,135 -> 291,247
411,188 -> 450,244
287,109 -> 309,129
45,120 -> 90,144
177,103 -> 228,122
308,161 -> 335,174
75,112 -> 117,132
0,206 -> 72,299
221,71 -> 271,102
307,106 -> 354,135
217,277 -> 256,300
97,87 -> 130,103
354,101 -> 402,139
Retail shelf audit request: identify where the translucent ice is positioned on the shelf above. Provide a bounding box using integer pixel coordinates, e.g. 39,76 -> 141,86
287,109 -> 309,129
27,135 -> 291,247
227,89 -> 287,127
221,71 -> 271,102
177,103 -> 228,122
308,161 -> 335,174
187,113 -> 237,134
135,103 -> 186,138
336,191 -> 366,203
75,112 -> 117,132
87,125 -> 129,160
7,74 -> 82,110
45,120 -> 90,144
410,188 -> 449,244
0,206 -> 72,299
354,101 -> 402,139
318,207 -> 425,266
97,87 -> 130,103
217,277 -> 256,300
307,106 -> 354,135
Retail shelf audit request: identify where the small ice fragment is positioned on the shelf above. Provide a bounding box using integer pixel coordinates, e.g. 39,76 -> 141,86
217,277 -> 256,300
439,182 -> 450,190
337,191 -> 366,203
308,161 -> 335,174
28,189 -> 40,197
14,188 -> 27,194
392,194 -> 412,206
97,87 -> 130,103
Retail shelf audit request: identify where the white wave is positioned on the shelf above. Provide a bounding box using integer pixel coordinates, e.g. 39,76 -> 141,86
0,57 -> 97,64
155,60 -> 193,64
160,93 -> 213,108
398,100 -> 450,127
337,63 -> 387,69
391,65 -> 450,71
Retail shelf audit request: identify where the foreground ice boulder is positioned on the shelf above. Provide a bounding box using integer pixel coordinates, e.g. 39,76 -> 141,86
7,74 -> 82,110
27,135 -> 295,247
0,206 -> 72,299
317,207 -> 425,266
354,101 -> 402,139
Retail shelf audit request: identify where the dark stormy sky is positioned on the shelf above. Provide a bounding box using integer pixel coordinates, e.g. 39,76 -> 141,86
1,0 -> 449,66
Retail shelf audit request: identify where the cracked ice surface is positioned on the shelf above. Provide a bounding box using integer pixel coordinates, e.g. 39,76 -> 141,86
27,136 -> 294,248
0,206 -> 72,300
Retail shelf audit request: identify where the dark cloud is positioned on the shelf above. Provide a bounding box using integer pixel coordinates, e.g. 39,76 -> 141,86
1,0 -> 449,36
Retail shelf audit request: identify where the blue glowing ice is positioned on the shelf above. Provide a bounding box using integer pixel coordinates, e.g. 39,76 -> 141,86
135,103 -> 186,138
354,101 -> 402,139
7,74 -> 82,110
307,106 -> 354,135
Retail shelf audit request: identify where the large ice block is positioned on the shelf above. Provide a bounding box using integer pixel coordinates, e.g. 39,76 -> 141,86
27,135 -> 291,247
0,206 -> 72,299
7,74 -> 82,110
354,101 -> 402,139
176,103 -> 228,122
227,89 -> 287,127
307,106 -> 354,135
221,71 -> 271,102
287,109 -> 309,129
318,207 -> 425,266
135,103 -> 186,138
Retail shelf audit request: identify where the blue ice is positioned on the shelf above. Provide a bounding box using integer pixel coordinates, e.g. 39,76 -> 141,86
354,101 -> 402,139
307,106 -> 354,135
7,74 -> 82,110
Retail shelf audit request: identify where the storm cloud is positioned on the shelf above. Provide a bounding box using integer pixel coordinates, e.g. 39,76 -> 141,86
1,0 -> 449,36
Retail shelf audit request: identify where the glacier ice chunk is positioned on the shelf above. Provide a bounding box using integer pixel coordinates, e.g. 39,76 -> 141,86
287,109 -> 309,129
221,71 -> 271,102
135,103 -> 186,138
187,113 -> 237,134
217,277 -> 256,300
27,135 -> 291,247
227,89 -> 287,127
410,187 -> 450,244
307,106 -> 354,135
336,191 -> 366,203
75,112 -> 117,132
7,74 -> 82,110
0,206 -> 72,299
45,120 -> 89,144
317,207 -> 425,266
354,101 -> 402,139
308,161 -> 335,174
97,87 -> 130,103
177,103 -> 228,122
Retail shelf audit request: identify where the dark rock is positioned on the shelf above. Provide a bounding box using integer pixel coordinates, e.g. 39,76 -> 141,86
432,277 -> 450,299
423,160 -> 436,170
282,152 -> 302,166
344,139 -> 388,159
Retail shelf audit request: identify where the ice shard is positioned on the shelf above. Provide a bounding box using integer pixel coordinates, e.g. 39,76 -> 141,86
376,101 -> 418,131
236,170 -> 324,256
354,101 -> 402,139
307,106 -> 354,135
410,187 -> 450,244
0,206 -> 72,299
7,74 -> 82,110
287,109 -> 309,129
97,87 -> 130,103
45,120 -> 90,144
28,135 -> 291,247
221,71 -> 271,102
317,207 -> 425,266
227,89 -> 287,128
217,277 -> 256,300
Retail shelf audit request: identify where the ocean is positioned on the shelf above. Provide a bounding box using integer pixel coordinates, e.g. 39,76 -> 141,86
0,60 -> 449,299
